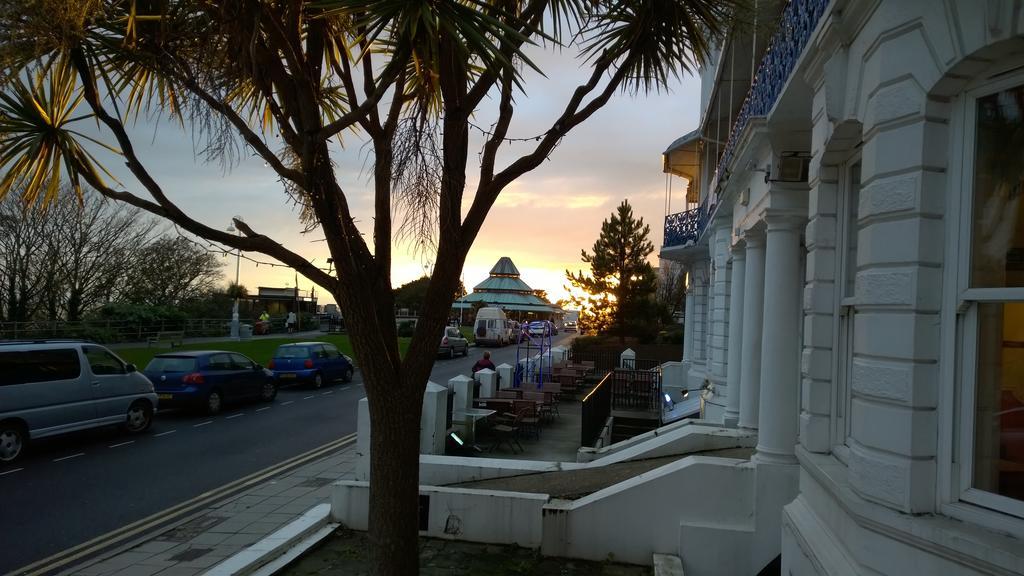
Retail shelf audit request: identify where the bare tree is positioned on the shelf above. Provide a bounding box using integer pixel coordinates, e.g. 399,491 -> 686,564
125,236 -> 223,306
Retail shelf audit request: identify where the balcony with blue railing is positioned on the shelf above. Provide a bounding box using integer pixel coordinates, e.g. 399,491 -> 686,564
664,193 -> 713,249
663,0 -> 830,249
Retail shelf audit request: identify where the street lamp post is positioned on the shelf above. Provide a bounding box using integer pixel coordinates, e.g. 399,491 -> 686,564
227,218 -> 242,339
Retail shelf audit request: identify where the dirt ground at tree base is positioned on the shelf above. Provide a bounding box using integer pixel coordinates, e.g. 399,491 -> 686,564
282,529 -> 651,576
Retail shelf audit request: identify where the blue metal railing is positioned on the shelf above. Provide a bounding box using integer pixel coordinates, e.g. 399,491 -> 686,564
664,192 -> 714,248
715,0 -> 830,185
663,0 -> 830,248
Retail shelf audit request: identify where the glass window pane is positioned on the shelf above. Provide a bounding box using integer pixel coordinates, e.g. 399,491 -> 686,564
971,85 -> 1024,287
974,302 -> 1024,503
84,346 -> 125,375
844,162 -> 861,298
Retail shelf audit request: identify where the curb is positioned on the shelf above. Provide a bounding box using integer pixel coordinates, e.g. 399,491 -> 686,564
204,504 -> 335,576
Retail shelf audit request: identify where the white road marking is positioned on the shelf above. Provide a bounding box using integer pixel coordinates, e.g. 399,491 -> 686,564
153,430 -> 176,437
321,391 -> 333,396
225,413 -> 244,419
255,406 -> 271,412
0,467 -> 23,477
302,395 -> 315,400
281,400 -> 294,406
339,386 -> 351,392
53,453 -> 84,462
193,421 -> 213,428
108,440 -> 135,448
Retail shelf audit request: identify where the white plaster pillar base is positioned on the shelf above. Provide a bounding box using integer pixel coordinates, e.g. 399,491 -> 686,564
754,216 -> 804,464
739,232 -> 766,429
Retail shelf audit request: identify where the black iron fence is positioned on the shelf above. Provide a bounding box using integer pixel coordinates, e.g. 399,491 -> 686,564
580,371 -> 613,448
0,318 -> 238,344
610,368 -> 662,413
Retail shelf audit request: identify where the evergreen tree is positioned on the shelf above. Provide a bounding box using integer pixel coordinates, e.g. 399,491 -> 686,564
566,200 -> 657,338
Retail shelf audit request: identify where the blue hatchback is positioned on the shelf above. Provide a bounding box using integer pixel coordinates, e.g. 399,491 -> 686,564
269,342 -> 354,389
144,351 -> 277,415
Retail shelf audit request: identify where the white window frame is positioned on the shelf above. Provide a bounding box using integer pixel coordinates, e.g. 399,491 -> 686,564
942,69 -> 1024,530
831,153 -> 861,464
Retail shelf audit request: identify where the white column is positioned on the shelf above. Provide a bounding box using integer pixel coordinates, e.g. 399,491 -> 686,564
682,272 -> 696,364
754,216 -> 804,464
738,231 -> 765,429
724,242 -> 746,426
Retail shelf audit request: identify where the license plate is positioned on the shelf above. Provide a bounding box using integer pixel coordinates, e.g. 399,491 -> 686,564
158,394 -> 173,400
279,373 -> 296,379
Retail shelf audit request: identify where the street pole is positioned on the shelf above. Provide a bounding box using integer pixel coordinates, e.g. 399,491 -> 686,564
228,219 -> 242,339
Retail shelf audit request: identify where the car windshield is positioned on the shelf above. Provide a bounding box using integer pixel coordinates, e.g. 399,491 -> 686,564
145,356 -> 198,372
275,346 -> 312,359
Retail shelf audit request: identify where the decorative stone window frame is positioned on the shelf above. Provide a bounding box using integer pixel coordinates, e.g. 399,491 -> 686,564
941,66 -> 1024,535
831,153 -> 861,464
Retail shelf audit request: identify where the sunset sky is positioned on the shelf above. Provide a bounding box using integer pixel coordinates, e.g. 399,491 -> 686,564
101,47 -> 702,306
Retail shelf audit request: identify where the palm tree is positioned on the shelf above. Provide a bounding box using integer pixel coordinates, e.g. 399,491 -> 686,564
0,1 -> 736,573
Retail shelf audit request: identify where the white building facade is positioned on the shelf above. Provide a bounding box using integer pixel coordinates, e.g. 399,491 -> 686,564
661,0 -> 1024,573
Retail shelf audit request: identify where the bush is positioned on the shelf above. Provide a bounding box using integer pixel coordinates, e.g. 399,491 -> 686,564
657,324 -> 684,345
89,303 -> 188,326
397,320 -> 416,338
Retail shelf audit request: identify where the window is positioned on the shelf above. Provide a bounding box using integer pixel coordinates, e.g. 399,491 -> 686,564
833,158 -> 861,460
229,353 -> 255,370
323,344 -> 341,358
206,353 -> 234,371
957,80 -> 1024,517
0,349 -> 81,386
83,346 -> 126,376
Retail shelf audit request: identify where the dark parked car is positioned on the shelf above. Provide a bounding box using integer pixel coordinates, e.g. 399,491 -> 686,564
438,326 -> 469,358
144,351 -> 276,415
269,342 -> 354,388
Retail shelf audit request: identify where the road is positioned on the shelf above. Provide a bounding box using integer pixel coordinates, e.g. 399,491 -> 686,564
0,332 -> 576,575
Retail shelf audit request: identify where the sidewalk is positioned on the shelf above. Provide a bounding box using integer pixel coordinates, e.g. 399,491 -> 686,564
65,442 -> 359,576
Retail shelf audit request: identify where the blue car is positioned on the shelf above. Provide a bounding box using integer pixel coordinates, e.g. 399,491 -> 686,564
269,342 -> 354,389
143,351 -> 276,415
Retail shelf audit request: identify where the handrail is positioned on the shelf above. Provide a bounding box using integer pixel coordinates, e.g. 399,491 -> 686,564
664,0 -> 830,249
581,371 -> 614,447
713,0 -> 830,189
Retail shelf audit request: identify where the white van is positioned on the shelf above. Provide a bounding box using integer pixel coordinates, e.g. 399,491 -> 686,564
0,341 -> 158,463
473,307 -> 509,346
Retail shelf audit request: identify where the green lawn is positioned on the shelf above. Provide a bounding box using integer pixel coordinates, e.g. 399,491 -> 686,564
114,335 -> 411,368
459,326 -> 475,344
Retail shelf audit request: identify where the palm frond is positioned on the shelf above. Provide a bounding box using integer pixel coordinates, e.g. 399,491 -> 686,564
581,0 -> 738,93
0,56 -> 117,207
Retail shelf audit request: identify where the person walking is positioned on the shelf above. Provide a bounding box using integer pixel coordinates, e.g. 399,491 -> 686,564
286,311 -> 297,334
472,350 -> 496,373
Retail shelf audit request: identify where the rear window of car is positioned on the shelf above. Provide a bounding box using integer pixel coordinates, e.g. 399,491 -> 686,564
275,346 -> 311,358
145,357 -> 198,372
0,348 -> 81,386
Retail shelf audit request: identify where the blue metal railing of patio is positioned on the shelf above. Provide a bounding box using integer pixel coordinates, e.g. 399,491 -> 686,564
663,0 -> 830,249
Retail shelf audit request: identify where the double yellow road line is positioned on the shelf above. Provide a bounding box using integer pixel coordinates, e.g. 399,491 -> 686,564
9,433 -> 356,576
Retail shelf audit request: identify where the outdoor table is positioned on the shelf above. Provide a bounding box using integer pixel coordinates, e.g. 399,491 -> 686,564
453,408 -> 496,443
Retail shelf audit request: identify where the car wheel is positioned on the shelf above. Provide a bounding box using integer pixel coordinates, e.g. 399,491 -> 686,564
206,390 -> 223,415
462,345 -> 469,357
124,401 -> 153,433
0,422 -> 26,463
313,372 -> 324,389
342,367 -> 353,383
260,380 -> 277,402
449,347 -> 455,359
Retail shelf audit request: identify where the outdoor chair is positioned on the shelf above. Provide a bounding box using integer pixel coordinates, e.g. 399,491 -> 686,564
513,400 -> 542,440
523,391 -> 555,422
497,389 -> 520,400
489,411 -> 522,453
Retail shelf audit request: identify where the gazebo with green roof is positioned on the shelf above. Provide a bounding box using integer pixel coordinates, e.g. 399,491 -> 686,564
452,257 -> 561,320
